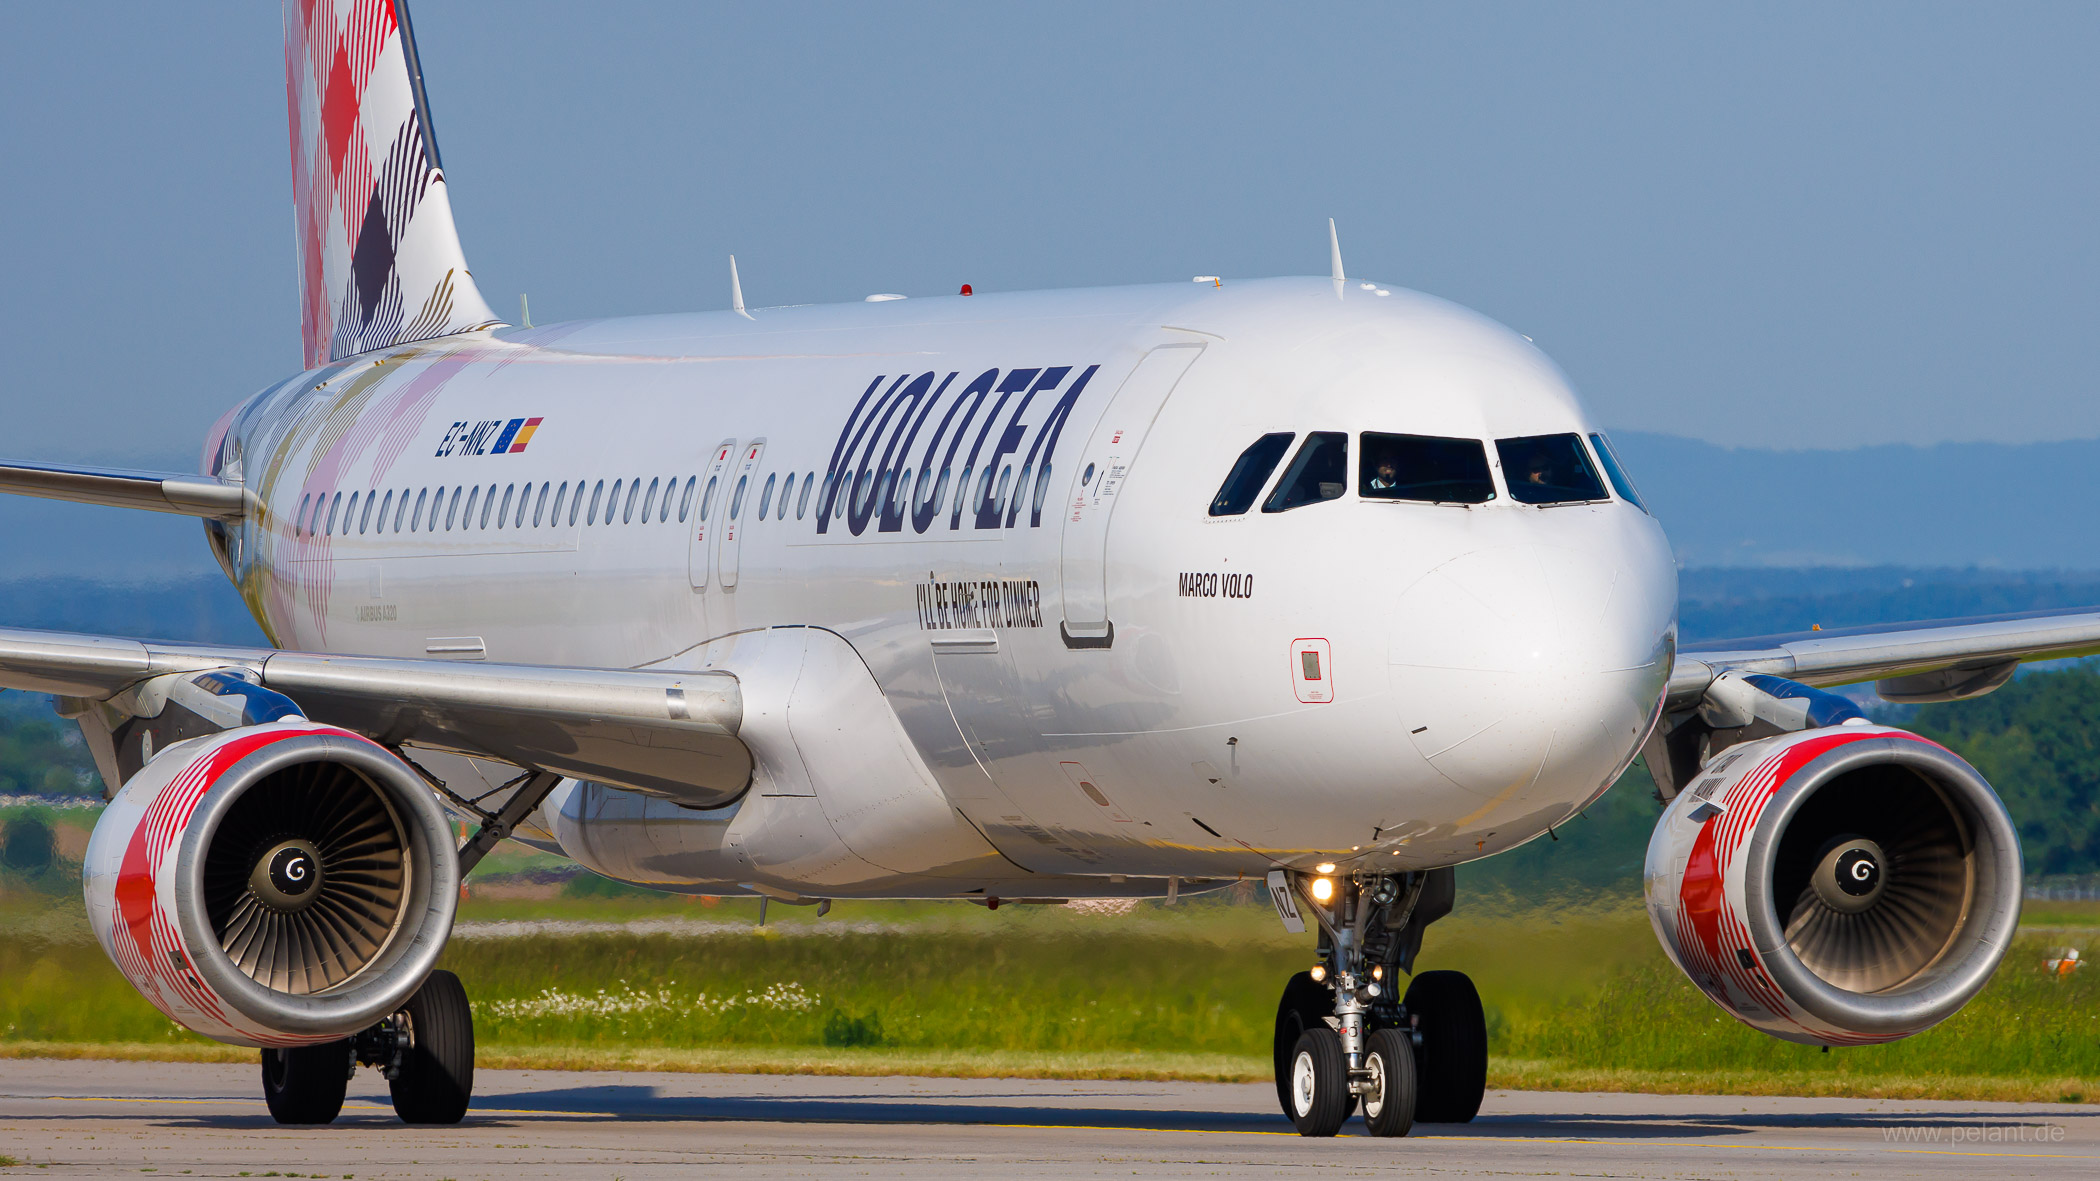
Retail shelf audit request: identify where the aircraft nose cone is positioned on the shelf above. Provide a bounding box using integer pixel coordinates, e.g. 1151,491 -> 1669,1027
1389,541 -> 1672,804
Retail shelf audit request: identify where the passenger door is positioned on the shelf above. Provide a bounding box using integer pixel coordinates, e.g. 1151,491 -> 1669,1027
718,439 -> 766,590
686,440 -> 737,590
1057,344 -> 1203,644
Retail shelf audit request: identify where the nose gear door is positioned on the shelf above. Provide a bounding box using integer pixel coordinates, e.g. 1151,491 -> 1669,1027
686,440 -> 737,590
718,439 -> 766,589
1057,344 -> 1203,646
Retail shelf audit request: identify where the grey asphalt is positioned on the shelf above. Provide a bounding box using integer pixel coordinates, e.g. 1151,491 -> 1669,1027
1,1058 -> 2095,1178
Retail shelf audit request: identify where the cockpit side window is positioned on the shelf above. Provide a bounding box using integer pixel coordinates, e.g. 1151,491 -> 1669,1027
1359,433 -> 1496,504
1587,432 -> 1648,513
1262,431 -> 1348,513
1495,433 -> 1609,505
1208,432 -> 1294,517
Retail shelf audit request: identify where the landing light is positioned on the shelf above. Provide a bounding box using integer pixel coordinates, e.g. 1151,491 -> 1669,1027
1309,965 -> 1327,983
1314,862 -> 1337,874
1309,877 -> 1335,903
1371,965 -> 1383,981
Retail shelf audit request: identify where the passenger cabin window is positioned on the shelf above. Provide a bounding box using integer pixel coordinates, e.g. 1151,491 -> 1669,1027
1262,432 -> 1348,513
1030,463 -> 1051,518
1588,432 -> 1647,512
1496,433 -> 1608,505
1359,433 -> 1496,504
1209,433 -> 1294,517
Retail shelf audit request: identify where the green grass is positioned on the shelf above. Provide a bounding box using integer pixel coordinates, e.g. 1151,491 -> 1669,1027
5,883 -> 2098,1100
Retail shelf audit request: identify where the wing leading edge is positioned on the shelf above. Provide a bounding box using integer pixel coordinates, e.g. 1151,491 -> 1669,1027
1670,606 -> 2100,707
0,459 -> 248,519
0,625 -> 750,802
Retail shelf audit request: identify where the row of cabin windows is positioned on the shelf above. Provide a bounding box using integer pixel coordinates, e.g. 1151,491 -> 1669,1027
293,469 -> 823,539
293,455 -> 1063,540
1208,430 -> 1648,516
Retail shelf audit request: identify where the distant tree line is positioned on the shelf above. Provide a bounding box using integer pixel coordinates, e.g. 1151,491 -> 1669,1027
0,693 -> 96,797
1908,664 -> 2100,877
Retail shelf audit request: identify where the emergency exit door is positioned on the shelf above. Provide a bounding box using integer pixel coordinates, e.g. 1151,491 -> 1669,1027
718,439 -> 765,589
686,440 -> 737,589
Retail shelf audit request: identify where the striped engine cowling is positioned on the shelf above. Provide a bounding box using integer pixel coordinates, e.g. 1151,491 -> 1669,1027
1642,723 -> 2023,1048
81,721 -> 458,1048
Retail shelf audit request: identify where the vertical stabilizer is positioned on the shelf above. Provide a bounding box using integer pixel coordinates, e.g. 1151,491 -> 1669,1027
283,0 -> 501,369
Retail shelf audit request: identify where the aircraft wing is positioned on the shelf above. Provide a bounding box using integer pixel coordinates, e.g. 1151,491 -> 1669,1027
0,458 -> 248,519
0,625 -> 750,799
1669,607 -> 2100,706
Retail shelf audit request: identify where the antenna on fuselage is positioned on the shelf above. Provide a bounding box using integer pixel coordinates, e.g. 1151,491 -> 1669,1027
1328,219 -> 1345,296
730,255 -> 753,320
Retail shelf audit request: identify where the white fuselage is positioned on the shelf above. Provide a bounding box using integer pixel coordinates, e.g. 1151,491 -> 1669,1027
203,277 -> 1678,897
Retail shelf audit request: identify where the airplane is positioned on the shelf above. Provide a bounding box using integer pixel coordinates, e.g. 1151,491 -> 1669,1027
2,0 -> 2094,1138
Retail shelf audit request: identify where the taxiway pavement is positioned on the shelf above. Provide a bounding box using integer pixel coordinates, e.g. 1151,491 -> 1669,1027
2,1058 -> 2095,1178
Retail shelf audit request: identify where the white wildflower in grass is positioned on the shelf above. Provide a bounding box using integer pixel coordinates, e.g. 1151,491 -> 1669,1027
1065,898 -> 1139,916
478,979 -> 819,1025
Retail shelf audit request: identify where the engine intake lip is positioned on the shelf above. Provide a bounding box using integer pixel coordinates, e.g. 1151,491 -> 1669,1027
1741,735 -> 2022,1038
170,731 -> 459,1038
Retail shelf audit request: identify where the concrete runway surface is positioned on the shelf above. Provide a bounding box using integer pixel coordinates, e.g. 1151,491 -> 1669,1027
2,1058 -> 2096,1179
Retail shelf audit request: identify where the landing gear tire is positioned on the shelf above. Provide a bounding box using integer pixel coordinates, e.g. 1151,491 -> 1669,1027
387,969 -> 475,1125
1272,972 -> 1356,1122
1362,1027 -> 1418,1137
1272,970 -> 1331,1116
1406,968 -> 1487,1123
261,1040 -> 349,1125
1286,1026 -> 1351,1137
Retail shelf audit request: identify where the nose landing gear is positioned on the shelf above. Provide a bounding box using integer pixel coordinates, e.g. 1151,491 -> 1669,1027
1268,867 -> 1483,1137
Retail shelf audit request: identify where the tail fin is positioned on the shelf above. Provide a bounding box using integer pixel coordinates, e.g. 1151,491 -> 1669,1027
283,0 -> 500,369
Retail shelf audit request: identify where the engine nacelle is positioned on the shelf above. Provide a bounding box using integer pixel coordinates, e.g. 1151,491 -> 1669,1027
1645,723 -> 2022,1046
83,721 -> 458,1047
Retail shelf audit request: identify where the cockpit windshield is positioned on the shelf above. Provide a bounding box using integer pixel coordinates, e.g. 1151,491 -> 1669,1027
1208,432 -> 1295,517
1262,432 -> 1348,512
1588,432 -> 1648,513
1495,433 -> 1608,505
1359,433 -> 1496,504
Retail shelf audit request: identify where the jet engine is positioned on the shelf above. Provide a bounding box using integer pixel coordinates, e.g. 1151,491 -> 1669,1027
82,720 -> 459,1047
1644,721 -> 2022,1046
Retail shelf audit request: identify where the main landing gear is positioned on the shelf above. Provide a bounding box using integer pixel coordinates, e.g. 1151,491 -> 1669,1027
261,969 -> 476,1126
1270,867 -> 1486,1137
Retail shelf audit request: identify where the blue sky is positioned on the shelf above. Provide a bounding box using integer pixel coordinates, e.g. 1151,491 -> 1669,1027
3,2 -> 2096,463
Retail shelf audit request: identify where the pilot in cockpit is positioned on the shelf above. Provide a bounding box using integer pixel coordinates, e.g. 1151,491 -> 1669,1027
1368,458 -> 1400,492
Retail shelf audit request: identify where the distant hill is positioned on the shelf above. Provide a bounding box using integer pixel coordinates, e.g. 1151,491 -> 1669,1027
1677,566 -> 2100,642
1613,432 -> 2100,569
0,578 -> 265,647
